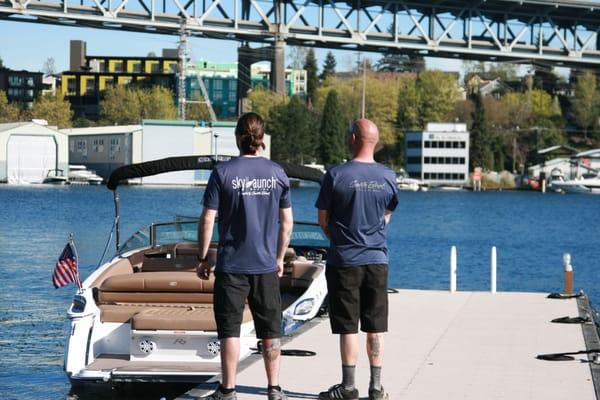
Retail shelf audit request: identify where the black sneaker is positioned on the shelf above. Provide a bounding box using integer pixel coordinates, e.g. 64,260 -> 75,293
202,387 -> 237,400
268,386 -> 288,400
318,383 -> 359,400
368,386 -> 389,400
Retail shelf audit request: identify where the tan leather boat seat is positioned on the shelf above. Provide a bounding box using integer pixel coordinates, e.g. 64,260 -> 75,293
98,272 -> 215,304
290,260 -> 323,289
131,305 -> 253,331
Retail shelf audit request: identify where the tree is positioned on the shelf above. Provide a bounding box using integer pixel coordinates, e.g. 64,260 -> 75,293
29,92 -> 73,128
320,51 -> 337,81
288,47 -> 309,69
572,71 -> 598,140
417,71 -> 459,125
304,48 -> 319,105
319,90 -> 346,164
186,102 -> 213,121
43,57 -> 56,75
470,93 -> 492,170
0,91 -> 21,122
247,85 -> 287,121
270,96 -> 317,164
0,57 -> 4,69
100,85 -> 142,124
139,86 -> 177,120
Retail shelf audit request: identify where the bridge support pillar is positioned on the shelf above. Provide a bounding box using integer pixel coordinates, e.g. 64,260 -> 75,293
271,40 -> 286,96
236,41 -> 286,115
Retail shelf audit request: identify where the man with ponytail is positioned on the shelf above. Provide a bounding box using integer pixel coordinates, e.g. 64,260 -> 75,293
197,112 -> 293,400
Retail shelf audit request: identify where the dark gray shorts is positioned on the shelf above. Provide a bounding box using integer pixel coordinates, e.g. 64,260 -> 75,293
325,264 -> 389,334
213,271 -> 282,339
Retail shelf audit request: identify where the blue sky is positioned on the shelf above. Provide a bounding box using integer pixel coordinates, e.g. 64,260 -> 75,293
0,20 -> 465,75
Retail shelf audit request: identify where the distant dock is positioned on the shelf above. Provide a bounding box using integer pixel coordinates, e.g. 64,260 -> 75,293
179,290 -> 599,399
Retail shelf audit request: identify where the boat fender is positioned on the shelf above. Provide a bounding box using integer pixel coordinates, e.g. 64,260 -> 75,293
536,349 -> 600,361
253,341 -> 316,357
551,316 -> 590,324
547,292 -> 583,299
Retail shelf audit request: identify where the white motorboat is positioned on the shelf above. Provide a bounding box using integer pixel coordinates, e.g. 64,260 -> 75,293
396,170 -> 428,192
549,174 -> 600,194
68,165 -> 104,185
64,155 -> 328,385
43,169 -> 68,185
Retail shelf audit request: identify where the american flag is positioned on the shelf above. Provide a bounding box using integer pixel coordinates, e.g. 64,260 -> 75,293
52,240 -> 81,289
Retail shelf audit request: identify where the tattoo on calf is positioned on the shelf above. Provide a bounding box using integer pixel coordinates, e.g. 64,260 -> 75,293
263,339 -> 281,362
368,335 -> 381,358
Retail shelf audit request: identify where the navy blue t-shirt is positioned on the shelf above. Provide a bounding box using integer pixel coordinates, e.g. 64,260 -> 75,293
315,161 -> 398,267
203,156 -> 291,274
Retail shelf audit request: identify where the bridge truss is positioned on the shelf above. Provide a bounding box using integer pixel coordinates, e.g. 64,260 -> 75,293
2,0 -> 600,66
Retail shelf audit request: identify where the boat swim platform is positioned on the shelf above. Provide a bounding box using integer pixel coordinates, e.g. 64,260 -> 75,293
179,290 -> 600,400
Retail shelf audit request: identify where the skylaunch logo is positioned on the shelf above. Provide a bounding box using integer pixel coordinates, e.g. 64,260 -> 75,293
231,176 -> 278,196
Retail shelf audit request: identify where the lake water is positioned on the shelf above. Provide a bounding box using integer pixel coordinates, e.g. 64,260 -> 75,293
1,185 -> 599,399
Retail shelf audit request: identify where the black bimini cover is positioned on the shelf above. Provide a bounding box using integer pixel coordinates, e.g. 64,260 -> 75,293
106,155 -> 323,190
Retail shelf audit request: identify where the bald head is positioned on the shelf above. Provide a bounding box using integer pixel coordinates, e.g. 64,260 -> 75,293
349,119 -> 379,160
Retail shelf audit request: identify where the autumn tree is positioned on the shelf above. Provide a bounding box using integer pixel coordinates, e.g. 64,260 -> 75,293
100,85 -> 142,124
29,92 -> 73,128
0,91 -> 21,122
139,86 -> 177,120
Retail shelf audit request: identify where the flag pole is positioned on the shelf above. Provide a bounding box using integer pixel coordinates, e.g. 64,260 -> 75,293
69,233 -> 83,292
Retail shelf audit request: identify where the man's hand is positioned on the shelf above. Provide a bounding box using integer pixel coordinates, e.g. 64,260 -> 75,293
196,259 -> 211,280
276,259 -> 284,278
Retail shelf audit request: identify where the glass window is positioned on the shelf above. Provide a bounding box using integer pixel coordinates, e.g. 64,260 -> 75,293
445,157 -> 452,164
459,174 -> 465,180
424,141 -> 431,148
67,78 -> 76,96
444,173 -> 451,180
424,157 -> 430,164
460,141 -> 466,148
86,79 -> 95,95
214,90 -> 223,101
151,63 -> 160,73
424,173 -> 430,179
431,141 -> 438,148
229,89 -> 237,102
214,79 -> 223,90
132,62 -> 142,73
445,141 -> 452,148
452,173 -> 459,180
407,157 -> 421,164
113,61 -> 123,72
407,140 -> 421,149
460,157 -> 466,164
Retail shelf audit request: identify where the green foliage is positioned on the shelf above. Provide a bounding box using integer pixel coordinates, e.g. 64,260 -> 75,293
100,85 -> 141,124
572,71 -> 598,140
247,86 -> 288,122
320,51 -> 337,81
319,90 -> 346,165
0,90 -> 21,123
100,85 -> 176,124
470,93 -> 491,170
29,92 -> 74,128
73,116 -> 95,128
304,49 -> 319,105
397,71 -> 458,130
270,96 -> 317,164
139,86 -> 177,120
186,102 -> 213,121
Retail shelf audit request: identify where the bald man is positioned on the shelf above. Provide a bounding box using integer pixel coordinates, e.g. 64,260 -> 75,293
315,119 -> 398,400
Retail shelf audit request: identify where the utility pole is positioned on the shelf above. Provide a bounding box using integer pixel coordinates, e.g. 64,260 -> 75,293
177,23 -> 187,120
361,56 -> 366,119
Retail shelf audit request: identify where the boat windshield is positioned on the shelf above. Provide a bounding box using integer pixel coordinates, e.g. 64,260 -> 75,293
119,220 -> 329,253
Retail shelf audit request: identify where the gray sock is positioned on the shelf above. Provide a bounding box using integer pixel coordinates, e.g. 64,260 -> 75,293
370,366 -> 382,391
342,365 -> 356,391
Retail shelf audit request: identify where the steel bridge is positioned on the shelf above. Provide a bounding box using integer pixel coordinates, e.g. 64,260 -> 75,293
3,0 -> 600,67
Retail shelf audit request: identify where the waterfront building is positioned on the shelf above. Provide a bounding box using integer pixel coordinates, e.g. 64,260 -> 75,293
0,120 -> 68,184
61,40 -> 178,119
0,68 -> 44,108
405,123 -> 470,186
62,120 -> 270,184
185,60 -> 307,119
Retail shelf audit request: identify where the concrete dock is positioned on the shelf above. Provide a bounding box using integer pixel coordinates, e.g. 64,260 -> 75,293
180,290 -> 598,399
